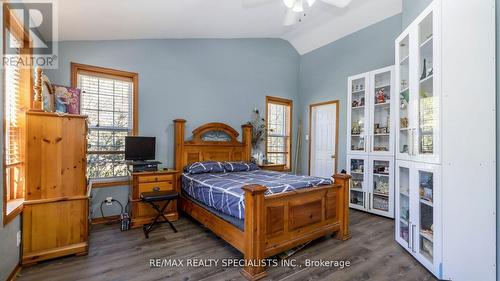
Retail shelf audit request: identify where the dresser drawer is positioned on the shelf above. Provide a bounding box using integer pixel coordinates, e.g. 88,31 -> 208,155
138,181 -> 173,194
138,174 -> 173,183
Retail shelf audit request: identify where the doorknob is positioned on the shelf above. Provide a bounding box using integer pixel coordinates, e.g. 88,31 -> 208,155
331,155 -> 336,159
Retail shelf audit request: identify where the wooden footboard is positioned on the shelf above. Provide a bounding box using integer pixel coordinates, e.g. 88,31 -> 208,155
241,174 -> 351,280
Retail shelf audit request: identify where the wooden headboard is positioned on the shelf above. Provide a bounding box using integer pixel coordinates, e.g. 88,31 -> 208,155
173,119 -> 253,171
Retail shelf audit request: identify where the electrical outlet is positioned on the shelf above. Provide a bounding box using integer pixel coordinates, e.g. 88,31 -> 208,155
105,197 -> 113,206
16,231 -> 21,247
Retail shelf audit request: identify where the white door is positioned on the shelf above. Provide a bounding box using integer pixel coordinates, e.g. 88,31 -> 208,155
310,102 -> 338,178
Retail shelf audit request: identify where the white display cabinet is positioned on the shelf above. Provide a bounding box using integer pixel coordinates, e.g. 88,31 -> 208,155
347,66 -> 395,156
395,4 -> 441,164
395,160 -> 441,277
394,1 -> 496,280
347,155 -> 394,218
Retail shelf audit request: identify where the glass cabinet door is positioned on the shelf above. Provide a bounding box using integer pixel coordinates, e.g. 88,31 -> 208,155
349,76 -> 368,153
371,69 -> 393,154
397,35 -> 411,159
369,157 -> 393,217
398,165 -> 411,246
416,11 -> 440,163
418,169 -> 434,263
348,157 -> 367,210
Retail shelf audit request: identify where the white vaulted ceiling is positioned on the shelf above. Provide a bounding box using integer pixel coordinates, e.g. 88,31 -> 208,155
54,0 -> 402,54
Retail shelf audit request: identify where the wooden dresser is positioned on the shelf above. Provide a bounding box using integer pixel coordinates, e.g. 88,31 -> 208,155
23,111 -> 89,265
129,169 -> 180,228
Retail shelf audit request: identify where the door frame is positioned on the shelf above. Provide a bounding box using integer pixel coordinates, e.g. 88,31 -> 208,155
308,100 -> 339,176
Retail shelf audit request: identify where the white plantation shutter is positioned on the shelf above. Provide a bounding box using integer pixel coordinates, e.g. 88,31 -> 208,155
77,71 -> 134,179
4,41 -> 28,202
5,46 -> 23,165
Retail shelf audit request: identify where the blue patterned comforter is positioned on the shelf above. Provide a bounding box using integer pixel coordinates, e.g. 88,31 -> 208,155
182,170 -> 332,220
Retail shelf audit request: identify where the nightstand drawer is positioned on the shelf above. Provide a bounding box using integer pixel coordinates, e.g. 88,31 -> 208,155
138,181 -> 173,193
138,174 -> 173,183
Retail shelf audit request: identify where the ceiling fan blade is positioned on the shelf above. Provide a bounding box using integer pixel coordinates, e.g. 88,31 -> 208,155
319,0 -> 352,8
283,9 -> 299,26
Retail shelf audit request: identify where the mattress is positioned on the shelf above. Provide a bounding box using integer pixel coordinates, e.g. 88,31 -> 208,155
181,170 -> 333,220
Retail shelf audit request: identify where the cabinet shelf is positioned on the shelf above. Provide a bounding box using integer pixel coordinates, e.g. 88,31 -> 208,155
374,101 -> 391,107
400,55 -> 409,64
420,230 -> 434,242
352,89 -> 365,94
352,106 -> 365,109
420,74 -> 434,84
373,173 -> 390,177
420,35 -> 433,48
375,84 -> 391,89
400,87 -> 409,93
420,198 -> 434,207
373,191 -> 389,197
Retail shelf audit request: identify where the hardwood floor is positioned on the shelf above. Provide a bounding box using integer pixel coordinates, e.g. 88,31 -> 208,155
17,210 -> 437,281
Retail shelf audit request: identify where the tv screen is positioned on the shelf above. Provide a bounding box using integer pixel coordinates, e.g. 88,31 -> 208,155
125,136 -> 156,161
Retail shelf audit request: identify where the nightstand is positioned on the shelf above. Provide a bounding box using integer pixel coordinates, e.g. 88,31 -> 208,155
129,169 -> 180,228
258,163 -> 286,172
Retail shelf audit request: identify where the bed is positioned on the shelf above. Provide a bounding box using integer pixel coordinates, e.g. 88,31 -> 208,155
173,120 -> 351,280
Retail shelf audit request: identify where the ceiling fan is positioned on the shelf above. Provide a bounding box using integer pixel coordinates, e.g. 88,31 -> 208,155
282,0 -> 352,26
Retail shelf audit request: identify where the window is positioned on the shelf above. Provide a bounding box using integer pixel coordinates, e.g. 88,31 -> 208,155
266,96 -> 292,170
3,5 -> 32,223
71,63 -> 138,180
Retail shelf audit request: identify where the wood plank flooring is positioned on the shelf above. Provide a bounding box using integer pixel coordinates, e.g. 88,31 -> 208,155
17,210 -> 437,281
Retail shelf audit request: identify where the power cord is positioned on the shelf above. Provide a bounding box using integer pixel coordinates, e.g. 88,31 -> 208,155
99,198 -> 124,225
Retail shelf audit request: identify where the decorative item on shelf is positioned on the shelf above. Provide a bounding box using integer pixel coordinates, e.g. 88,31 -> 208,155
420,59 -> 427,80
360,97 -> 365,106
374,181 -> 389,195
400,117 -> 409,128
352,100 -> 359,108
352,180 -> 363,189
401,79 -> 408,90
53,85 -> 81,115
351,122 -> 361,135
402,145 -> 409,153
427,67 -> 433,77
41,74 -> 55,112
54,86 -> 71,113
374,146 -> 388,151
248,108 -> 267,151
375,88 -> 386,104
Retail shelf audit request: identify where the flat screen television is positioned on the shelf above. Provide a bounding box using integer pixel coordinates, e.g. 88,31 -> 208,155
125,136 -> 156,161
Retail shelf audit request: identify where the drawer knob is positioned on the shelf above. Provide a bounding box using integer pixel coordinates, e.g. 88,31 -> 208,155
153,187 -> 160,192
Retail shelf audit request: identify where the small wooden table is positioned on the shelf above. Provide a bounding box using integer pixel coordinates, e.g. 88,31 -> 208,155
258,163 -> 286,172
129,169 -> 180,228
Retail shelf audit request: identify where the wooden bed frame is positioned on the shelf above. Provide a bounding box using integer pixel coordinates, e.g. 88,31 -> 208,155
173,119 -> 351,280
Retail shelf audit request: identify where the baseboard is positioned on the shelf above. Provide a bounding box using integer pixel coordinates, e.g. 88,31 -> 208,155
6,262 -> 21,281
91,215 -> 121,225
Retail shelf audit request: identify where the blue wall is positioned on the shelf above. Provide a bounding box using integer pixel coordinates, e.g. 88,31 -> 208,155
402,0 -> 432,28
46,39 -> 300,217
297,14 -> 402,174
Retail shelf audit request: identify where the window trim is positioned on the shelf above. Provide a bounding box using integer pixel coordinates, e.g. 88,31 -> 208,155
2,4 -> 33,225
71,62 -> 139,182
265,96 -> 293,171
